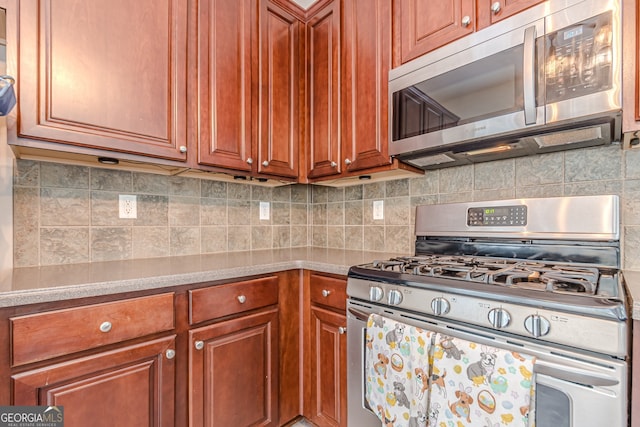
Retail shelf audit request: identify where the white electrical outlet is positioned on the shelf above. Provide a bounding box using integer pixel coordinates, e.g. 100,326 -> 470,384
119,194 -> 137,219
373,200 -> 384,220
259,201 -> 270,220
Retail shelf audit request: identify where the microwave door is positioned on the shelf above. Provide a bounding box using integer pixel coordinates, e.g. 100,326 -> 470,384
389,19 -> 545,158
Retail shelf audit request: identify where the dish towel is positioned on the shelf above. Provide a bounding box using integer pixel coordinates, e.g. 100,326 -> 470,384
428,333 -> 536,427
365,314 -> 435,427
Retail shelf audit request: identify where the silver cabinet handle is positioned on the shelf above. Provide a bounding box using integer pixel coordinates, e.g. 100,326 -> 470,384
491,1 -> 501,13
179,145 -> 187,153
262,160 -> 269,167
195,340 -> 204,350
330,161 -> 337,168
99,321 -> 112,333
246,158 -> 253,165
165,349 -> 176,359
237,295 -> 247,304
322,289 -> 331,297
523,25 -> 537,125
461,15 -> 471,27
344,158 -> 352,165
338,326 -> 347,334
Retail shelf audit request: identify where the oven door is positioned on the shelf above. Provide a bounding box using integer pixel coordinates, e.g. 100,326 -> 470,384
346,299 -> 628,427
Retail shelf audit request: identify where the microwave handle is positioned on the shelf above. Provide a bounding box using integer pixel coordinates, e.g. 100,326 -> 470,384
523,25 -> 537,125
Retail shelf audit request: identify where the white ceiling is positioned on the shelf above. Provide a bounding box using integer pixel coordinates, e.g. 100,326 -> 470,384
291,0 -> 318,9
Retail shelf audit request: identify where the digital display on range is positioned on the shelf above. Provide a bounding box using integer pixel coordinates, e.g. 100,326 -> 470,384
468,205 -> 527,226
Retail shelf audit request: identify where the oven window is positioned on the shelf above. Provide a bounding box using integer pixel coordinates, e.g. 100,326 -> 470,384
535,383 -> 570,427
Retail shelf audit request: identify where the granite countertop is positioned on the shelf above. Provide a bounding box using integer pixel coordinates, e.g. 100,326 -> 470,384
623,270 -> 640,320
0,247 -> 402,308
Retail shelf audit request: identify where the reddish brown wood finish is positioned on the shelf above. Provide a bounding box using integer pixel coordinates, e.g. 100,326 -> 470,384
197,0 -> 256,171
17,0 -> 188,161
341,0 -> 393,173
397,0 -> 475,64
188,275 -> 279,324
13,336 -> 176,427
188,308 -> 279,427
257,1 -> 301,178
304,272 -> 347,427
476,0 -> 545,28
306,1 -> 341,179
11,293 -> 175,367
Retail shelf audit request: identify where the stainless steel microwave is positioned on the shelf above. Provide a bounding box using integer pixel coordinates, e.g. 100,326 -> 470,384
389,0 -> 621,169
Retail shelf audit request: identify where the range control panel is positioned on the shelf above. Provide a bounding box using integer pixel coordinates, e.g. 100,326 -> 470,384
467,205 -> 527,226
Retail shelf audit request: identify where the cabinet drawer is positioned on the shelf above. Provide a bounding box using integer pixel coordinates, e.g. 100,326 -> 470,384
189,276 -> 279,324
11,293 -> 175,367
310,273 -> 346,311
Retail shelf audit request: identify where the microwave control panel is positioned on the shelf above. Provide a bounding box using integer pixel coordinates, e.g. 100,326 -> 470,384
467,205 -> 528,226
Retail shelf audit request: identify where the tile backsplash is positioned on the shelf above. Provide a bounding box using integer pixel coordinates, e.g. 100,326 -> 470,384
13,144 -> 640,269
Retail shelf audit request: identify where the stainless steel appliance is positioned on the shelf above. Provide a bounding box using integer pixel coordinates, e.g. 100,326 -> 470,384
347,195 -> 629,426
388,0 -> 621,169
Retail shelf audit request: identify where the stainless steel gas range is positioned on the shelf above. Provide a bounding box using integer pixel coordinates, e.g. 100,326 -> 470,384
347,195 -> 629,427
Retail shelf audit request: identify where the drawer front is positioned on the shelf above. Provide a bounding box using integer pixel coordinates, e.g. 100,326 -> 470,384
189,275 -> 279,324
310,273 -> 346,311
11,293 -> 175,367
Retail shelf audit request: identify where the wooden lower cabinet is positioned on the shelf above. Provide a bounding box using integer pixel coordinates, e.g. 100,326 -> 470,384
308,306 -> 347,427
12,336 -> 176,427
188,307 -> 280,427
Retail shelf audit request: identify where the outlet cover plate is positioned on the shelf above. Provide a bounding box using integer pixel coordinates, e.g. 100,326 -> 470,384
259,201 -> 270,220
373,200 -> 384,220
119,194 -> 137,219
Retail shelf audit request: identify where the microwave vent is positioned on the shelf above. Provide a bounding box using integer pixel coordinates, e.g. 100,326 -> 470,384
411,153 -> 456,167
533,124 -> 607,148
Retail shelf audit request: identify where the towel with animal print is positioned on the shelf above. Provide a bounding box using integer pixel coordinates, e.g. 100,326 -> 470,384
428,334 -> 536,427
365,314 -> 434,427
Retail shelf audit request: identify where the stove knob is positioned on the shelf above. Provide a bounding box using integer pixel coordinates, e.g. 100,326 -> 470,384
430,297 -> 450,316
369,286 -> 384,302
488,308 -> 511,329
524,314 -> 551,338
388,289 -> 403,305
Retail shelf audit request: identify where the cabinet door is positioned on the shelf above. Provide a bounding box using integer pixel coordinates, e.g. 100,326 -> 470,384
341,0 -> 392,172
308,306 -> 347,427
397,0 -> 475,64
198,0 -> 256,171
18,0 -> 188,161
12,336 -> 176,427
477,0 -> 546,28
189,308 -> 279,427
257,1 -> 301,178
306,1 -> 341,179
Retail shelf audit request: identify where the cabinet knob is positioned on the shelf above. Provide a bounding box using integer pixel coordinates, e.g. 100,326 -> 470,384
246,158 -> 253,165
491,1 -> 501,13
237,295 -> 247,304
344,158 -> 352,165
330,161 -> 337,168
321,289 -> 331,297
99,321 -> 112,333
165,349 -> 176,359
338,326 -> 347,335
262,160 -> 269,167
195,340 -> 204,350
461,15 -> 471,27
179,145 -> 187,153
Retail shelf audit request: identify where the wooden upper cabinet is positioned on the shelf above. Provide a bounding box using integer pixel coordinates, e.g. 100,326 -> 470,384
197,0 -> 255,171
396,0 -> 475,65
18,0 -> 188,161
394,0 -> 546,65
257,1 -> 301,178
341,0 -> 392,172
477,0 -> 546,28
306,1 -> 341,179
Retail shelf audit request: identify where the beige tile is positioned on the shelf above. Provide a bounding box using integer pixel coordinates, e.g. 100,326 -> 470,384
565,145 -> 622,182
291,203 -> 308,225
363,226 -> 384,252
273,226 -> 290,248
228,226 -> 251,251
345,226 -> 363,250
133,172 -> 169,195
132,227 -> 170,258
91,191 -> 131,226
475,158 -> 515,190
40,228 -> 89,265
14,160 -> 39,187
91,168 -> 132,191
169,176 -> 200,197
201,198 -> 227,226
41,188 -> 90,226
134,194 -> 169,226
327,226 -> 345,249
327,202 -> 344,225
41,163 -> 89,189
290,225 -> 308,247
201,226 -> 227,253
439,165 -> 473,194
344,200 -> 363,225
228,200 -> 251,225
312,226 -> 327,247
91,227 -> 132,262
272,202 -> 291,225
515,152 -> 564,187
251,225 -> 272,250
201,180 -> 227,199
169,196 -> 200,226
170,227 -> 200,256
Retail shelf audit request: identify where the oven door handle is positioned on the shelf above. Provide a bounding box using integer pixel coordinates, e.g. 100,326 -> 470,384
348,307 -> 370,322
534,360 -> 619,387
